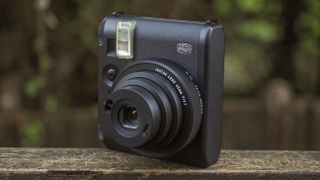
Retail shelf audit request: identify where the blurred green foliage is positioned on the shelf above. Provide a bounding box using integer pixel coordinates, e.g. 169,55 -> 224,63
0,0 -> 318,148
19,121 -> 45,147
0,0 -> 319,106
294,0 -> 320,93
24,76 -> 46,97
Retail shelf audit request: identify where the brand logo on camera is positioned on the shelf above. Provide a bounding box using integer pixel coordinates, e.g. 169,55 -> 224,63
176,43 -> 193,55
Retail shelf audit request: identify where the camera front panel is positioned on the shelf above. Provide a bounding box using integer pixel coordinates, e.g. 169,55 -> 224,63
98,15 -> 224,167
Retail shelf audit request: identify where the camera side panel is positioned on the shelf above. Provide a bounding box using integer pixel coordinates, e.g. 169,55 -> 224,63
167,25 -> 224,167
202,25 -> 224,166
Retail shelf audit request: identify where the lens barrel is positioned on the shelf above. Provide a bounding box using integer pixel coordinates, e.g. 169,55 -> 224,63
104,60 -> 203,157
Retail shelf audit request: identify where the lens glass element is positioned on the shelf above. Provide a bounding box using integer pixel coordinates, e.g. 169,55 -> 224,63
119,105 -> 139,129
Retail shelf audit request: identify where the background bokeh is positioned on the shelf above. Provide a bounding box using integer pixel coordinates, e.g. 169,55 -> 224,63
0,0 -> 319,149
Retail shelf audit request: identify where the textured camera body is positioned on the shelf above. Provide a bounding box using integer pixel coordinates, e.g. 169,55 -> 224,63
98,14 -> 224,167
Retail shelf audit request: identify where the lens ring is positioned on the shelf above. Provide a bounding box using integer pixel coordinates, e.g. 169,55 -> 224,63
108,59 -> 203,157
111,100 -> 143,138
107,86 -> 161,147
113,74 -> 177,147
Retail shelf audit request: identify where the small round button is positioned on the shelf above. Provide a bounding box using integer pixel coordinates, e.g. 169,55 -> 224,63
107,68 -> 117,81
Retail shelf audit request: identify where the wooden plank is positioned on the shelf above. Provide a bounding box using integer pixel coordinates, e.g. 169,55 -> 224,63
0,148 -> 319,179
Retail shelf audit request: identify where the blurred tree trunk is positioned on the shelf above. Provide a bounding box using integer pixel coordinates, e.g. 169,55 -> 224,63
271,0 -> 304,84
0,75 -> 20,111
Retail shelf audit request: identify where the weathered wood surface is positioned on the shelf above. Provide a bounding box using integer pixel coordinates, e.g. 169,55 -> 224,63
0,148 -> 319,179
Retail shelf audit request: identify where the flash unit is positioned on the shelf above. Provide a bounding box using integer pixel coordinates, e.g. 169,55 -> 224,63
116,21 -> 136,59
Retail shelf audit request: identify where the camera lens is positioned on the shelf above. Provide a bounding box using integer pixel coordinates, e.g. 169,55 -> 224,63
107,85 -> 162,147
105,60 -> 203,156
119,106 -> 139,129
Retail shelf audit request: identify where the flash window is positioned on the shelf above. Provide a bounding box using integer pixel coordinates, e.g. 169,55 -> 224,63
116,21 -> 136,59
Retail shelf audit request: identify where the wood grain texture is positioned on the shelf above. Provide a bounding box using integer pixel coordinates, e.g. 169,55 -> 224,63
0,148 -> 319,179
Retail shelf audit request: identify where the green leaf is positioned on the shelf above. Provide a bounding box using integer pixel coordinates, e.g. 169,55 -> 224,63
237,0 -> 264,13
236,20 -> 281,42
39,54 -> 54,72
24,76 -> 46,97
45,96 -> 59,112
20,121 -> 45,147
213,0 -> 231,16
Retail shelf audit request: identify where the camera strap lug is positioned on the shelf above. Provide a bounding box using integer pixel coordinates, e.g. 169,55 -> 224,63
112,11 -> 125,16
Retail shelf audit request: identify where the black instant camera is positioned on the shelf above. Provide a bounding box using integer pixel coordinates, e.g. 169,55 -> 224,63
98,12 -> 224,167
